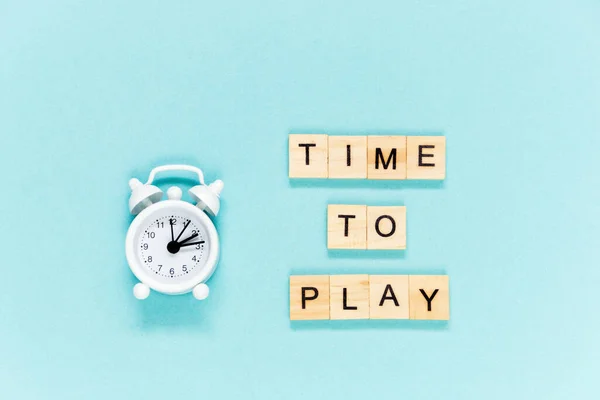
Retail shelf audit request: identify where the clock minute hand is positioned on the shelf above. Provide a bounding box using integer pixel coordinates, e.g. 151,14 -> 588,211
179,241 -> 205,248
175,220 -> 191,242
170,219 -> 175,241
179,232 -> 198,245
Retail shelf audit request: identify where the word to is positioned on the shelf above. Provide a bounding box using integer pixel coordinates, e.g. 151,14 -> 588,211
328,205 -> 406,250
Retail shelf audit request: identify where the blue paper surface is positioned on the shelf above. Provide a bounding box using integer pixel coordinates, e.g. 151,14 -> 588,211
1,1 -> 599,398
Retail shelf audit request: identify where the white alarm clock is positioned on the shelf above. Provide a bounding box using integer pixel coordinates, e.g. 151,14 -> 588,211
125,165 -> 223,300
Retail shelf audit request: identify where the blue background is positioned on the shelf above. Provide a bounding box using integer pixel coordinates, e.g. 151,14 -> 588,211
1,1 -> 599,398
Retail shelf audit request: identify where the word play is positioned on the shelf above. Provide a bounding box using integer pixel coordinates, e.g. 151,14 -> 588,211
290,275 -> 449,321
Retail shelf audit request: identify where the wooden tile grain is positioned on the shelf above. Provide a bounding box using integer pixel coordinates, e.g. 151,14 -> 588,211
289,134 -> 329,178
367,136 -> 407,180
409,275 -> 450,320
367,206 -> 406,250
328,136 -> 367,179
327,205 -> 367,249
290,275 -> 330,320
406,136 -> 446,180
330,275 -> 370,320
369,275 -> 410,319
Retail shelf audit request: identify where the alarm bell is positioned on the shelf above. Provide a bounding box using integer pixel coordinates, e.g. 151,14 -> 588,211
128,178 -> 163,215
189,180 -> 224,217
128,165 -> 223,216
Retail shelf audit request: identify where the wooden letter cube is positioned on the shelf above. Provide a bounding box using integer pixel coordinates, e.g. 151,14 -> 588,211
330,275 -> 370,320
327,205 -> 367,249
367,206 -> 406,250
369,275 -> 409,319
328,136 -> 367,179
409,275 -> 450,320
367,136 -> 407,180
289,134 -> 328,178
406,136 -> 446,179
290,275 -> 330,320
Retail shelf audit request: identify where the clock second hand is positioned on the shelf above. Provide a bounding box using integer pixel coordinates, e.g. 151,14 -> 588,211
179,241 -> 205,248
175,220 -> 191,242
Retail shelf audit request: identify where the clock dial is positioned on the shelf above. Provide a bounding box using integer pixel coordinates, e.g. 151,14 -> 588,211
136,212 -> 210,284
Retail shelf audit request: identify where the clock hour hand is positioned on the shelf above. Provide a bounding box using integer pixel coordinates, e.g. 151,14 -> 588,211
179,232 -> 198,245
179,241 -> 205,248
175,220 -> 191,242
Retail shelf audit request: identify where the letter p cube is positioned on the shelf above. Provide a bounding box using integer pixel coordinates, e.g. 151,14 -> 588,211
289,275 -> 330,320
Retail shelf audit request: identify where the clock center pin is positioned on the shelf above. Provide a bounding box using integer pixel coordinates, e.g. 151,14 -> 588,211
166,241 -> 181,254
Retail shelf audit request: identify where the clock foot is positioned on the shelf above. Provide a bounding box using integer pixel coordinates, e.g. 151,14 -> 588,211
193,283 -> 209,300
133,283 -> 150,300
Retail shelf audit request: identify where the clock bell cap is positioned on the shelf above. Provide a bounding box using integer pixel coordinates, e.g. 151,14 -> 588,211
128,178 -> 163,215
189,180 -> 223,217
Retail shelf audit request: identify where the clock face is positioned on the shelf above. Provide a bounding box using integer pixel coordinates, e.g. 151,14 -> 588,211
126,201 -> 219,292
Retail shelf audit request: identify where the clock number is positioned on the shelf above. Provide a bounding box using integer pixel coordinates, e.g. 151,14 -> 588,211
192,256 -> 196,262
182,265 -> 187,272
196,243 -> 201,249
158,265 -> 162,271
143,243 -> 148,250
147,256 -> 152,262
169,268 -> 175,275
148,232 -> 155,239
170,218 -> 176,225
157,221 -> 164,228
